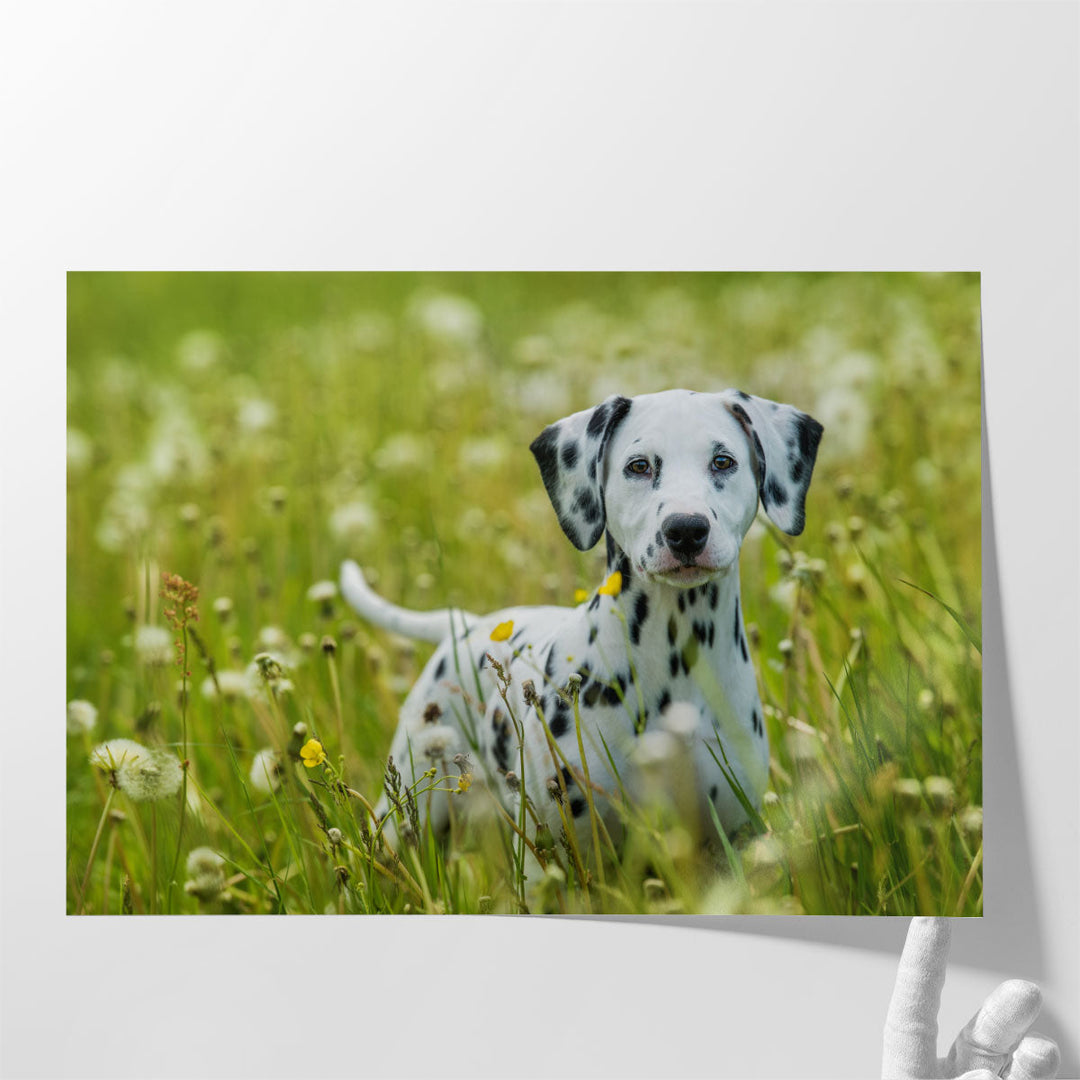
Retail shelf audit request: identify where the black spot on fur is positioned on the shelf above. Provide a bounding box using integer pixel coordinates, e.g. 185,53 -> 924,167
766,476 -> 788,508
709,784 -> 718,801
651,455 -> 663,490
708,582 -> 719,607
478,652 -> 487,669
740,635 -> 749,663
545,649 -> 557,678
583,681 -> 603,707
570,796 -> 587,818
735,390 -> 750,402
669,651 -> 680,678
529,425 -> 560,495
602,672 -> 627,707
708,622 -> 715,647
629,592 -> 650,645
588,593 -> 601,613
510,625 -> 527,644
693,621 -> 708,644
645,542 -> 654,558
588,624 -> 598,644
586,401 -> 611,438
573,486 -> 602,524
751,708 -> 762,734
686,588 -> 697,607
734,599 -> 741,642
492,710 -> 511,771
657,688 -> 672,713
588,457 -> 597,480
549,700 -> 571,737
677,593 -> 685,613
560,439 -> 580,470
790,458 -> 805,483
667,615 -> 677,645
434,655 -> 447,680
796,413 -> 824,463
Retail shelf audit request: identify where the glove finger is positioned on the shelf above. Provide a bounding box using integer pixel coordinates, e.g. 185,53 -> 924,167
947,980 -> 1043,1076
883,918 -> 952,1079
1002,1033 -> 1061,1080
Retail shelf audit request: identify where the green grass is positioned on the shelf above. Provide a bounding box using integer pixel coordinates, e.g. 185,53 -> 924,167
66,271 -> 982,915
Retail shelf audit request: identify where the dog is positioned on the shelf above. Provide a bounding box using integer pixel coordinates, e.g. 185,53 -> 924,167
340,388 -> 822,856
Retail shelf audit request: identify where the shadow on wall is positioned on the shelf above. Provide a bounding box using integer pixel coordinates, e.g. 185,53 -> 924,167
576,373 -> 1076,1073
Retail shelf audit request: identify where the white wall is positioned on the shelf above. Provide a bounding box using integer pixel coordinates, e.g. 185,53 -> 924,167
2,3 -> 1076,1077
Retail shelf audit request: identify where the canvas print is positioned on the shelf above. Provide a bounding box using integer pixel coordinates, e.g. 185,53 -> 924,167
66,272 -> 982,915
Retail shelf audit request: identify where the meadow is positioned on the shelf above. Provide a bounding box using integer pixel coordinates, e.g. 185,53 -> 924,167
66,272 -> 983,916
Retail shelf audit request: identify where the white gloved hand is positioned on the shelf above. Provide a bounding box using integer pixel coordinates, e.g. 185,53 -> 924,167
882,917 -> 1060,1079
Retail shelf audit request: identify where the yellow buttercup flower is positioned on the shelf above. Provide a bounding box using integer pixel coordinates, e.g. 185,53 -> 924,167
455,772 -> 473,794
490,620 -> 514,642
597,571 -> 622,597
300,738 -> 327,768
573,588 -> 589,604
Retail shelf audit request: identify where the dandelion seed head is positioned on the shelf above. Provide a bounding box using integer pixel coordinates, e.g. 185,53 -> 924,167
328,500 -> 377,542
327,827 -> 343,846
237,397 -> 277,434
201,669 -> 250,702
117,750 -> 183,802
90,739 -> 148,772
212,596 -> 234,621
306,580 -> 338,604
135,625 -> 174,667
249,748 -> 284,793
67,699 -> 98,735
414,724 -> 459,763
184,847 -> 226,902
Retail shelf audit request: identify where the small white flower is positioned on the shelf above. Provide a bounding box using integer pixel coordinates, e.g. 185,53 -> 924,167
249,748 -> 284,794
135,625 -> 174,667
67,699 -> 98,735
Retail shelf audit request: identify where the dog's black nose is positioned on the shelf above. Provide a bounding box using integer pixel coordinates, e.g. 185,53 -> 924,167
661,513 -> 710,561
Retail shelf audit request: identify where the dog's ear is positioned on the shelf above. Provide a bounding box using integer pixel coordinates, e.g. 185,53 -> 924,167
720,390 -> 824,536
530,394 -> 633,550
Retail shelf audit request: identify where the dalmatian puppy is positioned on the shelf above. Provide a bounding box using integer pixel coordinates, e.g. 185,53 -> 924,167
341,388 -> 822,856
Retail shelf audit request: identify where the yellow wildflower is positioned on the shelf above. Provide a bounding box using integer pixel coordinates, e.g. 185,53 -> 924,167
597,571 -> 622,597
455,772 -> 473,794
573,588 -> 589,604
490,620 -> 514,642
300,738 -> 327,768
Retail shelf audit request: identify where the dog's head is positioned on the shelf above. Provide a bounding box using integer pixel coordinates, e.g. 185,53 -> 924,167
530,389 -> 823,588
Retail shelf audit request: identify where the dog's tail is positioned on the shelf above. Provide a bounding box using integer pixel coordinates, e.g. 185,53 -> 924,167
339,560 -> 477,644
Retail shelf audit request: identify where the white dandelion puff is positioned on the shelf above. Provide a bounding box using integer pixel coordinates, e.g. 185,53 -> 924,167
328,500 -> 377,542
249,748 -> 284,794
116,749 -> 184,802
135,625 -> 174,667
90,739 -> 149,773
413,724 -> 460,763
67,428 -> 93,473
184,847 -> 227,901
237,397 -> 277,434
306,580 -> 338,604
67,699 -> 98,735
200,669 -> 251,702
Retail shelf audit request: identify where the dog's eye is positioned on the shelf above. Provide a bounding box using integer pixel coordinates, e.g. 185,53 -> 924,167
626,458 -> 652,477
712,454 -> 735,471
